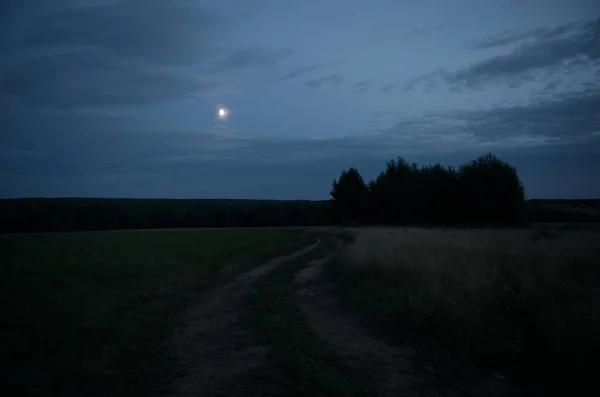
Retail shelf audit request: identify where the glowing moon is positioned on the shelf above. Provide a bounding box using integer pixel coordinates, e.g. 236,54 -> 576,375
217,107 -> 228,119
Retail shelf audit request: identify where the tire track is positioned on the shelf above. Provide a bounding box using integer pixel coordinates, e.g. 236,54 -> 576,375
293,238 -> 423,397
169,240 -> 320,397
293,238 -> 508,397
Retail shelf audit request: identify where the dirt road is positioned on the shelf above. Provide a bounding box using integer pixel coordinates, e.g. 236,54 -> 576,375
169,236 -> 505,397
169,240 -> 320,397
294,239 -> 423,397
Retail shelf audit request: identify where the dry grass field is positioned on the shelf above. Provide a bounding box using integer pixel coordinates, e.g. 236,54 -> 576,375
330,226 -> 600,394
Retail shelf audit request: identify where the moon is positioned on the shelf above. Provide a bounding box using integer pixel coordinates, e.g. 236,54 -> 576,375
217,107 -> 228,119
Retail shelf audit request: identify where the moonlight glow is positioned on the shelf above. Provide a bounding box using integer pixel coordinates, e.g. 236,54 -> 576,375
217,107 -> 228,119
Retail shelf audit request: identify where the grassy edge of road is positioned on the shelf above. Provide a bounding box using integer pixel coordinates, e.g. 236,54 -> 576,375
1,228 -> 311,397
243,236 -> 374,396
325,227 -> 600,396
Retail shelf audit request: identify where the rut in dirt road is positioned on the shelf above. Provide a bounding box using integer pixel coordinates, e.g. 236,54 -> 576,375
294,238 -> 423,397
169,240 -> 320,397
294,239 -> 508,397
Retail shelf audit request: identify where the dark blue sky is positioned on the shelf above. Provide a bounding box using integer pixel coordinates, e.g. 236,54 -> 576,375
1,0 -> 599,199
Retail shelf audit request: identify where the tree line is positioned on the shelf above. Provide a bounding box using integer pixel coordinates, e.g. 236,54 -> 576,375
3,153 -> 598,233
330,153 -> 526,226
0,198 -> 333,233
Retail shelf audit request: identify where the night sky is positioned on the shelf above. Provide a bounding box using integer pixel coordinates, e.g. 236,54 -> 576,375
1,0 -> 599,199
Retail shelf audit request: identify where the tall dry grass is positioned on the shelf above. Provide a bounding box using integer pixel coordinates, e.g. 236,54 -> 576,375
332,227 -> 600,393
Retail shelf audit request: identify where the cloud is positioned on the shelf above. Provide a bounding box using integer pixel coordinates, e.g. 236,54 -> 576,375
349,81 -> 372,93
472,20 -> 581,49
372,110 -> 397,117
6,0 -> 295,107
452,18 -> 598,87
451,85 -> 600,143
22,0 -> 220,65
0,49 -> 220,108
376,85 -> 599,154
221,87 -> 600,160
0,105 -> 254,174
276,63 -> 324,81
387,21 -> 455,40
405,18 -> 599,92
186,86 -> 600,162
3,83 -> 600,198
381,82 -> 401,95
207,48 -> 293,72
306,74 -> 343,88
401,71 -> 448,93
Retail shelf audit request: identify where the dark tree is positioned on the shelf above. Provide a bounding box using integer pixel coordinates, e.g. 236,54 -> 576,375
458,153 -> 525,224
0,198 -> 335,233
330,167 -> 369,224
415,163 -> 460,224
367,157 -> 420,224
333,152 -> 526,227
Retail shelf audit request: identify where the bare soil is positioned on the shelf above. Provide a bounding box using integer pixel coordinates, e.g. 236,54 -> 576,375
294,238 -> 508,397
169,240 -> 319,397
169,236 -> 506,397
294,238 -> 423,397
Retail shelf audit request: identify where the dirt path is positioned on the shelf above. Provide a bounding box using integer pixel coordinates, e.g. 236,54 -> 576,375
169,236 -> 505,397
293,238 -> 507,397
294,238 -> 424,397
169,240 -> 320,397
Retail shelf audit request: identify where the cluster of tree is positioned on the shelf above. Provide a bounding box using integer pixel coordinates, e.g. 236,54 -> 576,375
331,153 -> 526,226
0,198 -> 334,233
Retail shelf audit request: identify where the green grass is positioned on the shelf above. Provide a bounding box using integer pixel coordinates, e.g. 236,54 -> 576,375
243,237 -> 373,396
1,228 -> 309,397
327,227 -> 600,395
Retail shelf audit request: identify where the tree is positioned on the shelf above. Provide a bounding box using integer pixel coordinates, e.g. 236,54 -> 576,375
330,167 -> 369,224
458,153 -> 525,224
367,157 -> 419,224
329,152 -> 526,227
416,163 -> 459,224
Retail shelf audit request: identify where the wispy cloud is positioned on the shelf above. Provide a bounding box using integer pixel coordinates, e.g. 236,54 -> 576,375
22,0 -> 220,65
276,63 -> 324,81
349,81 -> 372,93
207,48 -> 293,72
387,21 -> 455,40
3,80 -> 600,199
3,0 -> 294,109
404,17 -> 600,92
472,20 -> 581,49
451,18 -> 599,88
0,49 -> 221,108
372,110 -> 397,117
306,74 -> 343,88
381,82 -> 400,94
249,86 -> 600,158
451,85 -> 600,143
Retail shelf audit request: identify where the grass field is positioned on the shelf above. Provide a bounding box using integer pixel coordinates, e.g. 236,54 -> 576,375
1,228 -> 309,397
328,226 -> 600,394
5,225 -> 599,396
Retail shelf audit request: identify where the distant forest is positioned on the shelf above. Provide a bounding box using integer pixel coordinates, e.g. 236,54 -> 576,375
2,153 -> 599,233
0,199 -> 332,233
